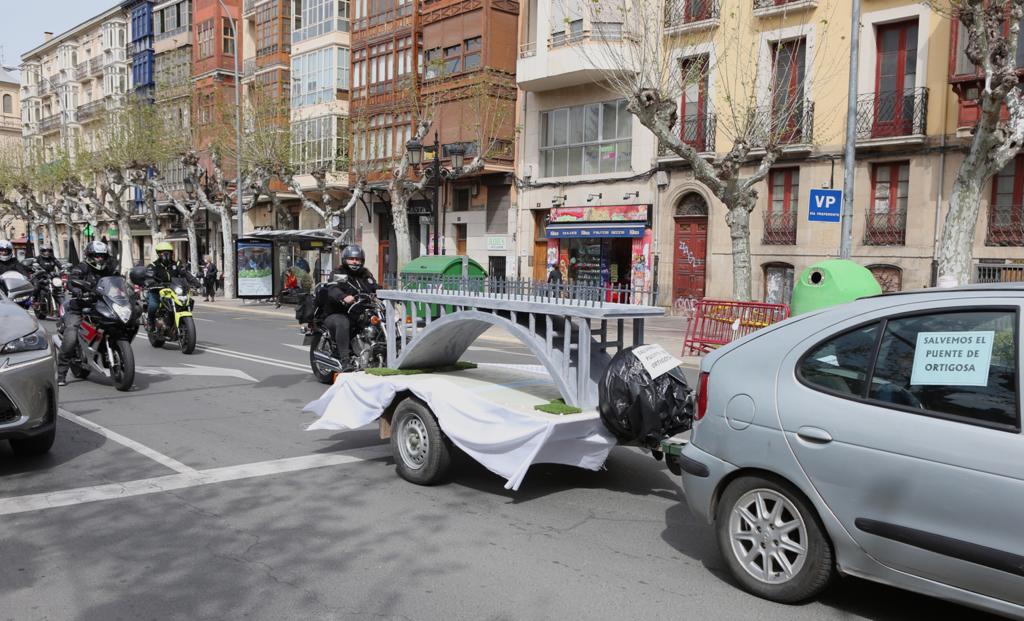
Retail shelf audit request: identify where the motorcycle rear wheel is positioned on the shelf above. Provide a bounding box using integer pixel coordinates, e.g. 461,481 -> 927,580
70,363 -> 90,379
111,340 -> 135,392
147,328 -> 165,348
179,316 -> 197,354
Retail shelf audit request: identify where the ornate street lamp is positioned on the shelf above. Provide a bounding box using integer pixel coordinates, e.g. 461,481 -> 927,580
449,143 -> 466,171
406,138 -> 423,165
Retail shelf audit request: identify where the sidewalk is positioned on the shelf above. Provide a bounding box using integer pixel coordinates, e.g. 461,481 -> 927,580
203,297 -> 702,368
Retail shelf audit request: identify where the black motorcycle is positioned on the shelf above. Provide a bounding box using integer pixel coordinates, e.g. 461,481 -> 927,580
28,262 -> 66,320
304,290 -> 388,384
54,275 -> 142,392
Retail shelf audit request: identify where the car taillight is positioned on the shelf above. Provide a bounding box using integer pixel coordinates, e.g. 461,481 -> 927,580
695,371 -> 709,421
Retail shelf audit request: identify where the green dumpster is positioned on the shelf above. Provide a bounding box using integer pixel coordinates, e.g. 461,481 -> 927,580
791,259 -> 883,316
399,256 -> 487,317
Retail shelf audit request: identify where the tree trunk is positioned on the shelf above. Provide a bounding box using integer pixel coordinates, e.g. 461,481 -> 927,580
391,186 -> 413,269
185,216 -> 199,272
727,206 -> 753,302
219,211 -> 236,298
937,172 -> 985,286
46,221 -> 60,256
117,216 -> 135,271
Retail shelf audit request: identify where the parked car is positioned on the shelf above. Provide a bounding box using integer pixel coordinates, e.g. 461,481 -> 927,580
0,294 -> 57,456
680,285 -> 1023,619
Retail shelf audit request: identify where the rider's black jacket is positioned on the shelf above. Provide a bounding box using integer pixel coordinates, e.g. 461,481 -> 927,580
0,257 -> 30,278
35,256 -> 59,275
66,261 -> 118,311
149,259 -> 199,288
323,267 -> 378,315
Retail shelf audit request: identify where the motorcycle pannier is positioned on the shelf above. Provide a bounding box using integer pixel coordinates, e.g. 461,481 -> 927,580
295,293 -> 316,323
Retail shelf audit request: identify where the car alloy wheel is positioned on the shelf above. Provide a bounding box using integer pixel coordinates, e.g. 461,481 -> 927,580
728,488 -> 808,584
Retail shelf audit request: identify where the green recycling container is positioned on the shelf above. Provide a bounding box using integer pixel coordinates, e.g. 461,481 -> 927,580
791,259 -> 883,316
399,255 -> 487,317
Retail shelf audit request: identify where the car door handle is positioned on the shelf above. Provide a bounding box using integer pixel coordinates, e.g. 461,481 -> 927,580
797,426 -> 833,444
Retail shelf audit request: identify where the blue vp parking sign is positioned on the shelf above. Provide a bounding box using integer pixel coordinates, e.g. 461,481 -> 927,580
808,189 -> 842,223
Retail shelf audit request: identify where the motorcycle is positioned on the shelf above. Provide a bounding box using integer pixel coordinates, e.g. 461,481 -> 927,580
143,275 -> 198,355
0,270 -> 35,310
28,263 -> 66,320
53,275 -> 141,392
304,289 -> 388,384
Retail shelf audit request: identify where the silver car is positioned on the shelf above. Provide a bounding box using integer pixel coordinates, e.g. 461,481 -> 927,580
680,286 -> 1024,619
0,296 -> 58,455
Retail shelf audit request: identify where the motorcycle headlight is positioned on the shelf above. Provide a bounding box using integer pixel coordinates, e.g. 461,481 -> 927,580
112,303 -> 132,323
51,277 -> 63,288
1,327 -> 49,354
173,285 -> 185,296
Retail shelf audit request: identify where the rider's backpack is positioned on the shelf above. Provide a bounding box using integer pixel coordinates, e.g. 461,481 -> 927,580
295,292 -> 316,324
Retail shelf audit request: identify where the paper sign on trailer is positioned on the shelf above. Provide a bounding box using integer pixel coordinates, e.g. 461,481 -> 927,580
910,331 -> 995,387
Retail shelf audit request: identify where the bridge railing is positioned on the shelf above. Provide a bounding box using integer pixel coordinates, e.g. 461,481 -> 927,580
382,275 -> 658,308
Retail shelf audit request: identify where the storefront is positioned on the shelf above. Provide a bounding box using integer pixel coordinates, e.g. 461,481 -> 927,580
543,205 -> 654,292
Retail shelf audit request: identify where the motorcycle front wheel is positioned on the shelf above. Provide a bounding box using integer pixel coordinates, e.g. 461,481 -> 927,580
309,331 -> 336,385
179,316 -> 197,354
34,296 -> 49,320
110,339 -> 135,392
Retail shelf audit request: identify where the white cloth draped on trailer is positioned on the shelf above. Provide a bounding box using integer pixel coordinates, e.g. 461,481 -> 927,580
303,367 -> 618,490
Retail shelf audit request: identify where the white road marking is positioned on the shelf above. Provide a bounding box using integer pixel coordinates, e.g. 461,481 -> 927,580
59,409 -> 198,475
197,345 -> 309,372
282,343 -> 308,352
0,444 -> 391,517
193,317 -> 215,322
136,364 -> 259,383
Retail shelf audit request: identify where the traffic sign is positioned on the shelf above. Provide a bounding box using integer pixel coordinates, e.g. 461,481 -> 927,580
808,189 -> 842,223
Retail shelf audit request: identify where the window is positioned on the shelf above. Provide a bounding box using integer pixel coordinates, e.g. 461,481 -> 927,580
464,37 -> 482,70
873,20 -> 918,138
867,161 -> 909,245
771,38 -> 806,143
2,95 -> 11,115
291,46 -> 348,108
486,186 -> 510,233
868,264 -> 903,293
294,0 -> 350,43
292,115 -> 348,173
424,47 -> 442,79
764,169 -> 798,244
869,311 -> 1019,430
444,44 -> 461,74
453,188 -> 471,211
551,0 -> 583,46
197,19 -> 214,59
988,156 -> 1024,246
799,323 -> 881,397
763,262 -> 794,305
223,20 -> 236,56
540,99 -> 632,177
256,2 -> 282,57
680,55 -> 710,151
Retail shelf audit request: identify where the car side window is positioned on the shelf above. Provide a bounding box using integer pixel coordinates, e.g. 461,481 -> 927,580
799,323 -> 881,396
868,310 -> 1019,429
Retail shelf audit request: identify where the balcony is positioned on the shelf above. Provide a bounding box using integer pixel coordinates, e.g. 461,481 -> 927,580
974,262 -> 1024,283
76,99 -> 108,122
753,0 -> 818,18
986,204 -> 1024,246
856,87 -> 928,145
519,41 -> 536,59
865,210 -> 907,246
89,57 -> 105,76
659,111 -> 717,157
39,114 -> 63,133
748,100 -> 814,148
665,0 -> 720,36
75,61 -> 89,81
518,25 -> 628,92
762,210 -> 797,245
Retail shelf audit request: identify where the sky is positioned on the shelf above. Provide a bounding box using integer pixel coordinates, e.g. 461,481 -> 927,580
0,0 -> 119,71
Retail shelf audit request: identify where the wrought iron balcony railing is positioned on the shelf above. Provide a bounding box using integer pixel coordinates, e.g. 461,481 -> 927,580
39,114 -> 62,132
974,263 -> 1024,283
75,61 -> 89,81
762,210 -> 797,245
865,210 -> 907,246
89,57 -> 105,76
665,0 -> 720,28
986,204 -> 1024,246
754,0 -> 816,9
76,99 -> 108,122
855,87 -> 928,141
659,111 -> 717,156
748,100 -> 814,147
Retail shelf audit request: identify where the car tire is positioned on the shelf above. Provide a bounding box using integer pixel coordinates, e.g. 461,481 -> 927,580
391,397 -> 453,486
10,424 -> 56,456
715,475 -> 834,604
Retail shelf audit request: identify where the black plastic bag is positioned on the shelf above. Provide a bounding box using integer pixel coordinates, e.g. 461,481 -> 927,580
598,346 -> 693,448
295,292 -> 315,323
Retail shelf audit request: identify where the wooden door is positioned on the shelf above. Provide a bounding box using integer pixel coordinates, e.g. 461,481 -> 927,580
672,216 -> 707,302
455,224 -> 468,255
533,210 -> 549,280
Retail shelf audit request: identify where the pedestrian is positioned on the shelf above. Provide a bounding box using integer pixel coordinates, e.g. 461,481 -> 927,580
276,267 -> 299,308
546,262 -> 563,297
313,254 -> 322,284
200,255 -> 218,302
296,255 -> 310,274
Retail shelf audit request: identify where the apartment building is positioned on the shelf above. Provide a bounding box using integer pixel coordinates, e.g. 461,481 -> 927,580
516,0 -> 1024,306
125,0 -> 157,99
0,69 -> 19,153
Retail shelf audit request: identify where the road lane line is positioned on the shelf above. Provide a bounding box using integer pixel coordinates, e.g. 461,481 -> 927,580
193,317 -> 215,322
196,345 -> 309,372
0,445 -> 391,517
59,409 -> 198,475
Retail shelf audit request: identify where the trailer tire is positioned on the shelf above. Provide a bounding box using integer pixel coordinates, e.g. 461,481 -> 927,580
391,397 -> 452,485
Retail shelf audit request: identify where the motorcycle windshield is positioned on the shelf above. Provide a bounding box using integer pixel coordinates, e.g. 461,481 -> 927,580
170,277 -> 190,294
96,276 -> 132,305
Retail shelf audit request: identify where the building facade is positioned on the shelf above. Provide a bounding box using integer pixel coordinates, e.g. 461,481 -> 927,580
516,0 -> 1024,307
0,69 -> 20,154
126,0 -> 157,100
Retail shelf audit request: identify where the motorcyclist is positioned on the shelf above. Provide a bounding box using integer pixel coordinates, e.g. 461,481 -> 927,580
323,245 -> 377,370
0,239 -> 30,278
30,242 -> 61,298
146,242 -> 199,330
58,241 -> 117,386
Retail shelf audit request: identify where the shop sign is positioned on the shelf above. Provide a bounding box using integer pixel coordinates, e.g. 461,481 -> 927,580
546,224 -> 646,238
550,204 -> 648,223
486,236 -> 508,251
407,200 -> 433,216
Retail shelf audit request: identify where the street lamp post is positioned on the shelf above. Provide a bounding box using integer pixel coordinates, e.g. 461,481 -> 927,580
216,0 -> 244,259
405,133 -> 465,255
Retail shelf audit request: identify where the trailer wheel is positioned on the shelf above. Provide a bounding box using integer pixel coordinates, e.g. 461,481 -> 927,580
391,397 -> 452,485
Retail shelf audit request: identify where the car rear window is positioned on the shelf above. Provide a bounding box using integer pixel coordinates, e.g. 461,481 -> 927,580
868,310 -> 1019,429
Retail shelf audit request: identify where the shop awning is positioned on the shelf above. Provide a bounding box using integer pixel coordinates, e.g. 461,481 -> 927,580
545,223 -> 646,239
163,234 -> 189,242
246,229 -> 339,243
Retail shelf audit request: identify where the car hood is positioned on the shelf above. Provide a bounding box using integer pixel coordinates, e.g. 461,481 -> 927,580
0,299 -> 40,343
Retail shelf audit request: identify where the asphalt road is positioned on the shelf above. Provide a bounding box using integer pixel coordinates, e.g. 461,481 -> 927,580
0,304 -> 1002,621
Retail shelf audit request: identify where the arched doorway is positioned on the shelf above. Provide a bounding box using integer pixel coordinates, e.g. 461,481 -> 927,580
672,192 -> 709,302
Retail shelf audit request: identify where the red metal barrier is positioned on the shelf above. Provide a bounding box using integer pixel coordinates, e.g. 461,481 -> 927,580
683,299 -> 791,355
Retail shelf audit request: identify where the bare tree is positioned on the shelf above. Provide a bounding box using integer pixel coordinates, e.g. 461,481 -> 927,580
934,0 -> 1024,285
568,0 -> 837,300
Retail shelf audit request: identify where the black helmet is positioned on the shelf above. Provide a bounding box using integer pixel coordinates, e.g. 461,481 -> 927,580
85,241 -> 111,272
39,243 -> 54,259
0,239 -> 12,262
340,245 -> 365,273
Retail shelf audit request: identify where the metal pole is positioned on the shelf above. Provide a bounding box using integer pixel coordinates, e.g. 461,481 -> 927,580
839,0 -> 860,259
433,132 -> 440,255
218,0 -> 244,253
